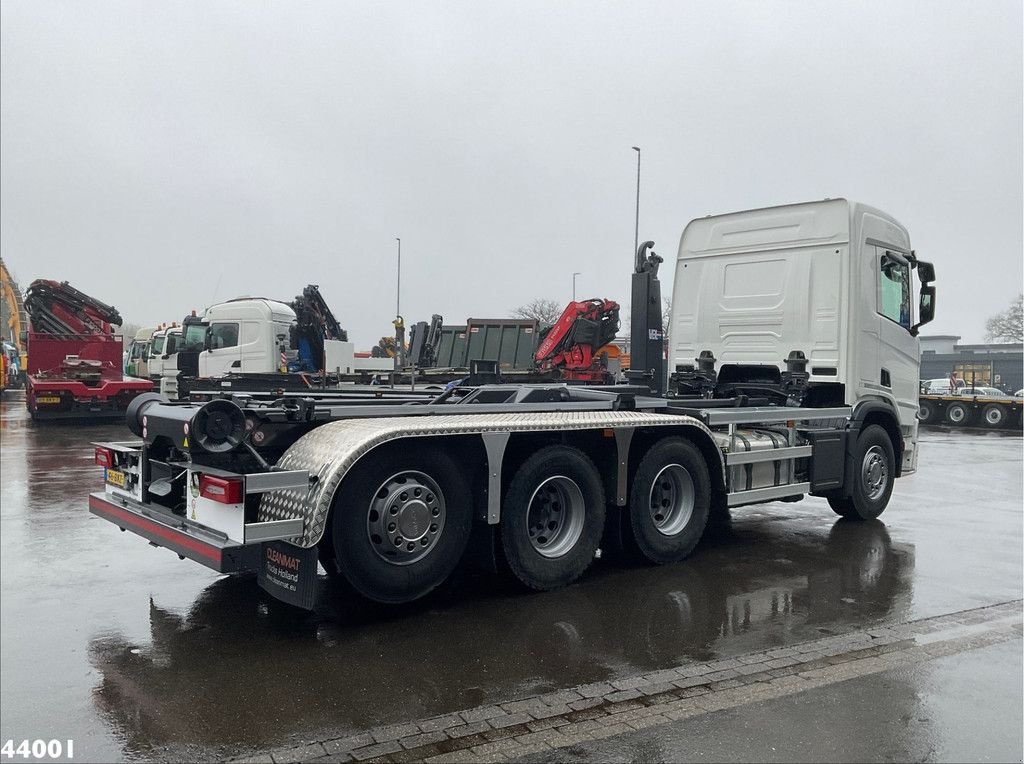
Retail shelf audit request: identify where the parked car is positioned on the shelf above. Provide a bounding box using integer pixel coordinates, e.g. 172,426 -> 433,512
957,386 -> 1012,398
920,378 -> 956,395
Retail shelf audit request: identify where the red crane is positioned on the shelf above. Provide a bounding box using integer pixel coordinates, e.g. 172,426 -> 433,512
534,298 -> 621,382
24,279 -> 152,420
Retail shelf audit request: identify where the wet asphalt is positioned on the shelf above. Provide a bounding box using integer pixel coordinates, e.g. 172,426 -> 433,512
0,392 -> 1021,762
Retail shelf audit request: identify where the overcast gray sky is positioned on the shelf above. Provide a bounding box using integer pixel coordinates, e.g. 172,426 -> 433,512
2,0 -> 1021,346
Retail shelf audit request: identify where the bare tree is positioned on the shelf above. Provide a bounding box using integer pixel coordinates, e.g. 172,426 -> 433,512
984,293 -> 1023,343
511,298 -> 563,326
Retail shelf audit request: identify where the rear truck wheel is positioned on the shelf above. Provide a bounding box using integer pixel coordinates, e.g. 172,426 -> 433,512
627,437 -> 711,564
917,401 -> 937,424
945,402 -> 971,426
330,448 -> 472,604
500,445 -> 606,591
826,424 -> 895,521
981,404 -> 1006,428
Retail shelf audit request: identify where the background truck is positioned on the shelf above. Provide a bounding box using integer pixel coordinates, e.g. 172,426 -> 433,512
25,280 -> 153,420
89,198 -> 935,610
407,301 -> 623,385
0,257 -> 28,388
918,387 -> 1022,429
146,325 -> 181,384
124,327 -> 156,378
164,285 -> 366,397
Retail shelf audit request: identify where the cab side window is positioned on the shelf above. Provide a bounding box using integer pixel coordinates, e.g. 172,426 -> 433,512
878,253 -> 911,330
209,322 -> 239,350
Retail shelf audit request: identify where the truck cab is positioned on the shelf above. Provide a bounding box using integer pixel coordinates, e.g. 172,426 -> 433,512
197,299 -> 295,378
148,325 -> 181,388
124,327 -> 156,379
669,198 -> 934,474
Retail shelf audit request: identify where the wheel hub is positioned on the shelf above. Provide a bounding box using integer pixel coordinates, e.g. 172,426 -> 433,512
527,476 -> 585,559
648,464 -> 695,537
397,500 -> 431,540
367,471 -> 445,565
861,446 -> 888,501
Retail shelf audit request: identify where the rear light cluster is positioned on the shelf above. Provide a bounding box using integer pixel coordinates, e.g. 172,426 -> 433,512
199,474 -> 244,505
94,447 -> 115,468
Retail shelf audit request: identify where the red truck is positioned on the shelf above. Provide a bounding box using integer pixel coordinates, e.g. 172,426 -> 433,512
24,280 -> 152,421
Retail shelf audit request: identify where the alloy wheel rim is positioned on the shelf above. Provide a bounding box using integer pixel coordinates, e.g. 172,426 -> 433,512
366,471 -> 445,565
648,463 -> 695,537
861,446 -> 889,501
527,476 -> 585,559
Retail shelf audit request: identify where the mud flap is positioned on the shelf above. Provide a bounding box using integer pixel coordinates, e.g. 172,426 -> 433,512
258,541 -> 319,609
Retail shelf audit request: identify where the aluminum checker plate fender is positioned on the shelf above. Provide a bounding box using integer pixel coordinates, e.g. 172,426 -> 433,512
258,411 -> 719,548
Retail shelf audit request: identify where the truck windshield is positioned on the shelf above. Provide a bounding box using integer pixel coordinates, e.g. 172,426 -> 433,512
151,336 -> 165,354
182,324 -> 207,351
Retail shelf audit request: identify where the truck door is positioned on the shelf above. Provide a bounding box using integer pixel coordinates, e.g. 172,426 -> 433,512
148,333 -> 165,379
126,341 -> 143,377
201,322 -> 241,377
875,248 -> 920,429
239,320 -> 274,373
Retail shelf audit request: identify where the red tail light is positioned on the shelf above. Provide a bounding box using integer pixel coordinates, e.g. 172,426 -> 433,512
199,474 -> 244,504
95,447 -> 115,468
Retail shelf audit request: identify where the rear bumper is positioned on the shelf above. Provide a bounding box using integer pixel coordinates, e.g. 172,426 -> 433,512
29,378 -> 154,420
31,404 -> 132,421
88,492 -> 261,573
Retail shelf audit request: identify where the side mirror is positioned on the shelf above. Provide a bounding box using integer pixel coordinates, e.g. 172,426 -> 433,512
915,259 -> 935,283
910,285 -> 936,336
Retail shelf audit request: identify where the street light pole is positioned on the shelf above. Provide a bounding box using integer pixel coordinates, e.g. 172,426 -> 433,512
395,237 -> 401,319
572,272 -> 581,301
394,237 -> 402,371
632,146 -> 641,258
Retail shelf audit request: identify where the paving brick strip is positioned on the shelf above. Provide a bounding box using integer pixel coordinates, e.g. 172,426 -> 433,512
239,600 -> 1022,764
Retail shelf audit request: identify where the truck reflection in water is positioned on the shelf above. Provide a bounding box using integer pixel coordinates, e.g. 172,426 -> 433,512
88,516 -> 913,757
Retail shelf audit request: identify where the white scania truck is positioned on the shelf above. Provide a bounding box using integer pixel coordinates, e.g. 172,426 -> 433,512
89,199 -> 935,610
159,287 -> 392,398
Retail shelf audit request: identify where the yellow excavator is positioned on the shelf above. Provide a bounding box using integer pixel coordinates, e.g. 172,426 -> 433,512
0,257 -> 28,389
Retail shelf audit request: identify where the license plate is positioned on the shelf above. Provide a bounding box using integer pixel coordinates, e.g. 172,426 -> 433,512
106,469 -> 126,488
36,396 -> 61,404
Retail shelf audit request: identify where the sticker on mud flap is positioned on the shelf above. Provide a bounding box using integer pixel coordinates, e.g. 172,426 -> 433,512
258,541 -> 318,610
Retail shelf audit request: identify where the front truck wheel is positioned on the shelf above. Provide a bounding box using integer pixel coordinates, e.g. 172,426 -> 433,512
330,448 -> 472,604
827,424 -> 895,520
627,437 -> 711,564
500,445 -> 606,591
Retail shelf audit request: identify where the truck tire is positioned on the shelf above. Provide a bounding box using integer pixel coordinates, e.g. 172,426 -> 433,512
627,437 -> 710,564
917,401 -> 937,424
500,445 -> 606,591
945,402 -> 971,426
981,404 -> 1007,428
827,424 -> 895,521
330,448 -> 472,604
